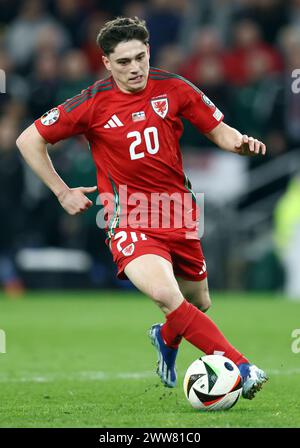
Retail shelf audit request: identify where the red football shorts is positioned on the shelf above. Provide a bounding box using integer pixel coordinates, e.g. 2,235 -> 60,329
108,228 -> 207,281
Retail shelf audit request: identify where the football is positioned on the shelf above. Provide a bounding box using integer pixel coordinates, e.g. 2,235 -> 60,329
183,355 -> 242,411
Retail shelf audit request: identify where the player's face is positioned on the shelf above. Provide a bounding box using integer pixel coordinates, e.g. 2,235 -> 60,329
102,40 -> 150,93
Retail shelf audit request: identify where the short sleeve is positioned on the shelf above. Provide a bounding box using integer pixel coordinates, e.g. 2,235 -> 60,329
175,78 -> 224,133
34,87 -> 93,144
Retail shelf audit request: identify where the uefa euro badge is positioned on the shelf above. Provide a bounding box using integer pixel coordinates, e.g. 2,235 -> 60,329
122,243 -> 135,257
41,108 -> 60,126
201,94 -> 215,108
151,97 -> 168,119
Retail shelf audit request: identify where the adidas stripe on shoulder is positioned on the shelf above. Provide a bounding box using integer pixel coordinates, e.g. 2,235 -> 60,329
149,67 -> 203,96
62,78 -> 113,113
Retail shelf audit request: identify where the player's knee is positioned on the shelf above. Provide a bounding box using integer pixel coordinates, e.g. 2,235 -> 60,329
150,285 -> 182,311
199,300 -> 211,313
193,293 -> 211,313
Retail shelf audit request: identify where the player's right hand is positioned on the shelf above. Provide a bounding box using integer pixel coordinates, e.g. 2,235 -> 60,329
57,186 -> 97,215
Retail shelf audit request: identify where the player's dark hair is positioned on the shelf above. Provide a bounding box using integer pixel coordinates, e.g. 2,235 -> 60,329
96,17 -> 149,55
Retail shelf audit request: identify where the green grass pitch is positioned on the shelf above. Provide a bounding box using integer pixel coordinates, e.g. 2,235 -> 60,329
0,290 -> 300,428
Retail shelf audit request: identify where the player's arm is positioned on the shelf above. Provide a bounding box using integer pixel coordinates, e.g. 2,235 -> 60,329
204,121 -> 266,156
174,77 -> 266,156
16,123 -> 97,215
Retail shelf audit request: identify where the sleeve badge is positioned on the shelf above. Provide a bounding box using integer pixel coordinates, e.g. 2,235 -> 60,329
201,94 -> 215,108
41,108 -> 60,126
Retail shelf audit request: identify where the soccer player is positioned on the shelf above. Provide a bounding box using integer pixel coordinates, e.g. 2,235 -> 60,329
17,17 -> 268,399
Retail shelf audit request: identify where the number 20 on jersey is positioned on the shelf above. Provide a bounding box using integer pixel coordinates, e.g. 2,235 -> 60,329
127,127 -> 159,160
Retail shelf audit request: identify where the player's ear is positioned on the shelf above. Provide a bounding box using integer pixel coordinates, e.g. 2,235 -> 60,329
102,55 -> 111,71
146,44 -> 150,59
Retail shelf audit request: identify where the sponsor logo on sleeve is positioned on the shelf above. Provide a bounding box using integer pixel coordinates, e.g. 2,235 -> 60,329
213,108 -> 223,121
41,108 -> 60,126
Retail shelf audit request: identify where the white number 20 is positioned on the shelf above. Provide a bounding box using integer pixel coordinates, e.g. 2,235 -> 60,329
127,127 -> 159,160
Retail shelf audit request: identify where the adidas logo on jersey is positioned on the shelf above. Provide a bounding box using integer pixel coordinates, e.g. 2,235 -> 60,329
104,114 -> 124,128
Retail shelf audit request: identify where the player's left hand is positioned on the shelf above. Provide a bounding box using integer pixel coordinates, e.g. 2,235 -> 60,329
235,135 -> 266,156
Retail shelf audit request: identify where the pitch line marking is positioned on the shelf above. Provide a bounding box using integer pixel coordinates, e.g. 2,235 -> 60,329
0,368 -> 299,383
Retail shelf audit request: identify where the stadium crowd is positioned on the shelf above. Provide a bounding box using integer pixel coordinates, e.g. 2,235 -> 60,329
0,0 -> 299,295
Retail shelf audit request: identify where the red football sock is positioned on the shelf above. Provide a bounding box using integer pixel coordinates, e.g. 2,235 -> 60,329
161,299 -> 249,365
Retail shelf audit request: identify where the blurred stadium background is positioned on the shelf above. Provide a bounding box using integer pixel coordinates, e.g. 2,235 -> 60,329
0,0 -> 300,298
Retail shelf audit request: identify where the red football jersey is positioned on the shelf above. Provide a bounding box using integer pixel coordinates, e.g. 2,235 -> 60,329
35,67 -> 223,238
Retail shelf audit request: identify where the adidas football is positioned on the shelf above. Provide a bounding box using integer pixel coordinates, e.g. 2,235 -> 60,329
183,355 -> 242,411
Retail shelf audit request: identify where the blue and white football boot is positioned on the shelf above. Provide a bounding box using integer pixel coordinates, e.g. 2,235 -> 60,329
149,323 -> 178,388
238,363 -> 268,399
